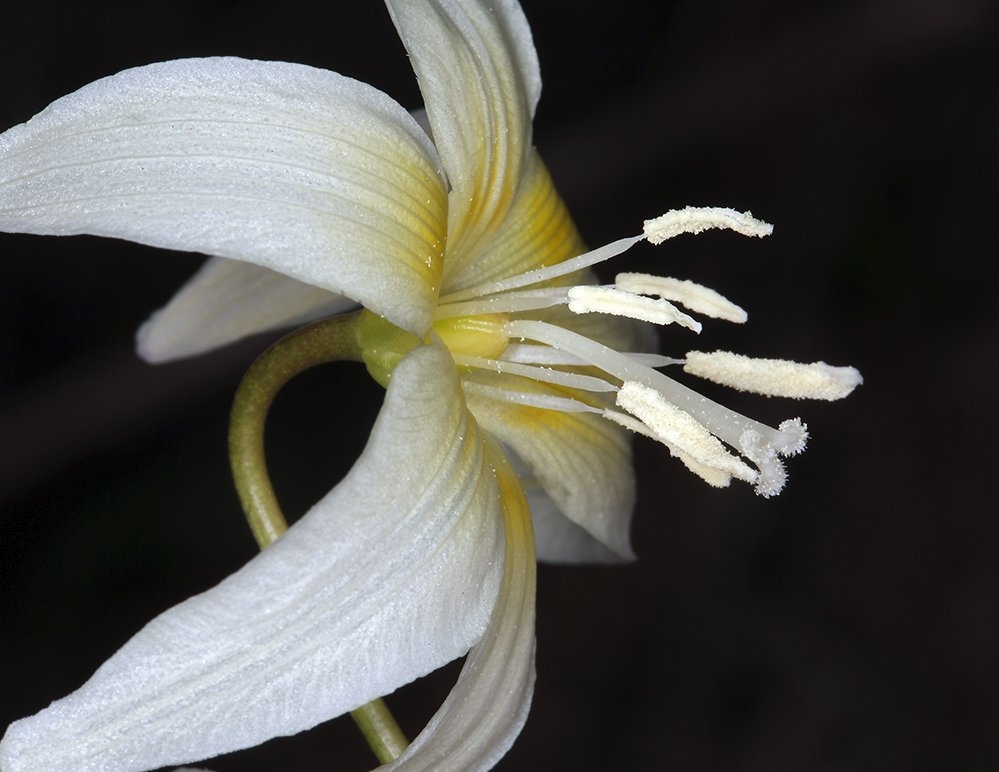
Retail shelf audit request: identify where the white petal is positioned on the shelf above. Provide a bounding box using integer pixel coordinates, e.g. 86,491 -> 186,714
0,57 -> 448,336
386,0 -> 539,260
137,257 -> 355,363
387,448 -> 536,771
525,483 -> 627,564
465,377 -> 636,561
0,343 -> 504,772
441,155 -> 588,293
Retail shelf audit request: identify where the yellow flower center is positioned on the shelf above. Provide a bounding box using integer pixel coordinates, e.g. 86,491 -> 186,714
433,313 -> 510,360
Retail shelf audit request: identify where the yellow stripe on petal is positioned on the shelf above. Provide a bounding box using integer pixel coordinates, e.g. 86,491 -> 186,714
388,442 -> 537,771
444,155 -> 586,292
386,0 -> 540,268
464,372 -> 636,561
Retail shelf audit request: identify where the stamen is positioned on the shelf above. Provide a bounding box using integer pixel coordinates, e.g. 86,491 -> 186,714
567,286 -> 702,332
615,382 -> 758,483
643,207 -> 773,244
436,288 -> 568,319
442,207 -> 771,305
684,350 -> 863,400
439,235 -> 643,303
452,353 -> 617,393
604,409 -> 733,488
502,343 -> 676,369
462,380 -> 602,413
504,320 -> 797,457
615,273 -> 747,324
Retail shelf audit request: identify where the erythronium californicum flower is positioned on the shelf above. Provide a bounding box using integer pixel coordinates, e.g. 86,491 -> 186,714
0,0 -> 862,770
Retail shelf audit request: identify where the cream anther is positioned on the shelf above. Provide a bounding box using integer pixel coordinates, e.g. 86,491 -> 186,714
615,273 -> 748,324
567,286 -> 701,332
603,409 -> 732,488
643,207 -> 773,244
684,350 -> 863,400
616,381 -> 757,483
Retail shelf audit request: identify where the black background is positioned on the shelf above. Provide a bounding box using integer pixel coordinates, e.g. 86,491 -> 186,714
1,1 -> 996,770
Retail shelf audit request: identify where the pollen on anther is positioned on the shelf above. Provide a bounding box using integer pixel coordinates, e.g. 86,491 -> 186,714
615,273 -> 748,324
642,207 -> 774,245
684,350 -> 863,400
615,381 -> 757,483
567,286 -> 702,332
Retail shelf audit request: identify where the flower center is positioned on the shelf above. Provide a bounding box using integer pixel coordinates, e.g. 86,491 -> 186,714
358,206 -> 860,496
430,206 -> 862,497
434,313 -> 510,359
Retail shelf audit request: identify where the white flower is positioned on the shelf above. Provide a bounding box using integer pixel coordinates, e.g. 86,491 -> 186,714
0,0 -> 861,770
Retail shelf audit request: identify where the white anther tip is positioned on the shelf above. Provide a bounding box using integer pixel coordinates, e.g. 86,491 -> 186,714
684,351 -> 863,401
643,207 -> 774,245
615,273 -> 748,324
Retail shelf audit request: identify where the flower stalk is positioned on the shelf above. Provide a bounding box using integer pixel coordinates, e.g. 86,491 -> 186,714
228,312 -> 409,762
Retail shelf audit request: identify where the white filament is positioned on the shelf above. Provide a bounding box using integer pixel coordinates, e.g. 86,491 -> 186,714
436,288 -> 567,319
462,380 -> 601,413
440,235 -> 642,303
453,353 -> 617,393
502,343 -> 676,369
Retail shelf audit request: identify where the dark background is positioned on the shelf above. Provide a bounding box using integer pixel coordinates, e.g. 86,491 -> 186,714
1,1 -> 996,770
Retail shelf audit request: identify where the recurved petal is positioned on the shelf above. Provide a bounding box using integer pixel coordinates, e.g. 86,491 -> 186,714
0,343 -> 504,772
137,257 -> 355,363
0,57 -> 447,336
465,376 -> 637,562
524,482 -> 628,564
385,0 -> 539,262
387,446 -> 536,772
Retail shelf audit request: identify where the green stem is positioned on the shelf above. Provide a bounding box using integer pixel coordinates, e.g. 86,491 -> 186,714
350,698 -> 410,764
228,312 -> 409,763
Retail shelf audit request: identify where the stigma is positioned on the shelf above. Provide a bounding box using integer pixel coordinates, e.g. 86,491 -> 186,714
434,207 -> 862,497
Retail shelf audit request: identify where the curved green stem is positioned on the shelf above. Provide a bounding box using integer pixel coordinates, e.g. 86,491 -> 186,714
228,311 -> 409,763
350,698 -> 410,764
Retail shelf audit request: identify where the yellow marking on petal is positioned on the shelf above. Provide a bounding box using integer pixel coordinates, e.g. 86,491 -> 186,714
444,156 -> 586,292
492,442 -> 535,550
473,376 -> 623,455
402,168 -> 449,298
